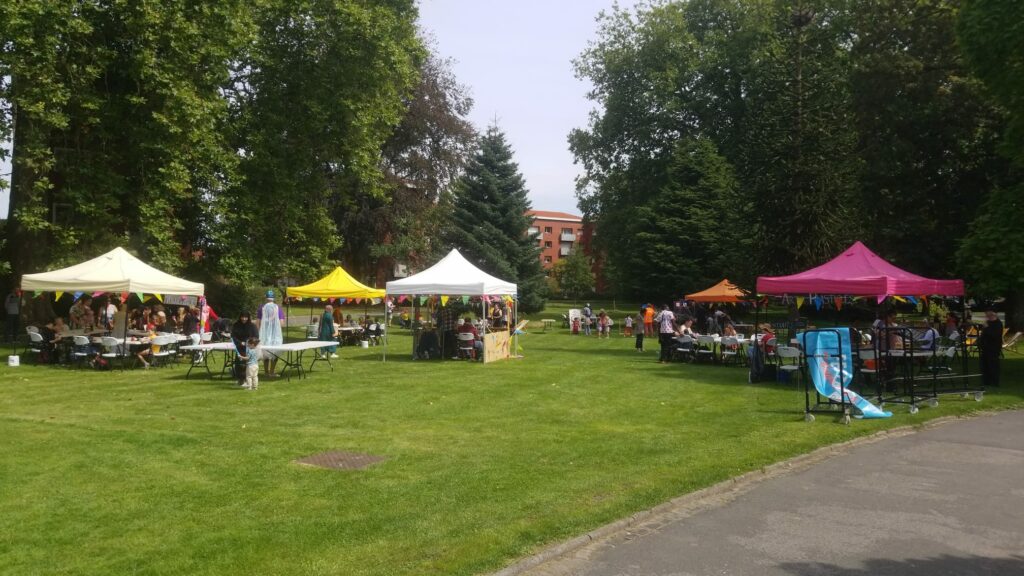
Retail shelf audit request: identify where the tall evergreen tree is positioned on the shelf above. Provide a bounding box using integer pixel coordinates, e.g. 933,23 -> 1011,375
447,126 -> 547,312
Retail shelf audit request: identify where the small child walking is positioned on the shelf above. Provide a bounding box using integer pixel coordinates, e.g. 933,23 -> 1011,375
623,315 -> 633,337
634,313 -> 644,351
241,337 -> 261,390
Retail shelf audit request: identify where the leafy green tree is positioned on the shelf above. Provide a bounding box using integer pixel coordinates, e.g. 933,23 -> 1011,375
213,0 -> 423,286
552,248 -> 594,302
0,0 -> 247,278
447,126 -> 547,312
957,0 -> 1024,328
347,47 -> 477,282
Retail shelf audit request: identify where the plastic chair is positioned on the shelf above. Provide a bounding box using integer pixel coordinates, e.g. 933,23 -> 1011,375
150,336 -> 173,368
71,335 -> 93,368
720,336 -> 742,365
100,336 -> 125,369
26,331 -> 45,363
457,332 -> 477,360
776,346 -> 802,384
673,335 -> 695,362
696,335 -> 716,362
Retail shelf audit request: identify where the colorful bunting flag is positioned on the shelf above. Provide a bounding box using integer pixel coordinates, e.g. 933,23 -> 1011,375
419,296 -> 427,305
796,296 -> 805,310
55,291 -> 64,301
72,291 -> 84,300
92,291 -> 104,298
440,295 -> 449,307
834,297 -> 843,311
121,292 -> 129,303
33,290 -> 42,298
877,295 -> 887,305
461,295 -> 469,305
372,298 -> 381,305
153,293 -> 163,302
136,292 -> 145,302
813,296 -> 822,311
397,295 -> 407,304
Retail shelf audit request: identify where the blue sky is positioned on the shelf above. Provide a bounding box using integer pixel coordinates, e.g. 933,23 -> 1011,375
0,0 -> 632,219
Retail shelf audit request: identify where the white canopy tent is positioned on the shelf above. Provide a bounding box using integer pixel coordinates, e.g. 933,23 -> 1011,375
384,249 -> 518,362
21,247 -> 204,295
385,249 -> 517,296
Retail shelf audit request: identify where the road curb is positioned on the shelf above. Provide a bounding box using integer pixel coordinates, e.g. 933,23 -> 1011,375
487,409 -> 1013,576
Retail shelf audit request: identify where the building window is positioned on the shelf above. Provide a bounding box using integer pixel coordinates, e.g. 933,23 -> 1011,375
544,241 -> 552,248
544,256 -> 552,263
562,227 -> 572,234
544,226 -> 552,234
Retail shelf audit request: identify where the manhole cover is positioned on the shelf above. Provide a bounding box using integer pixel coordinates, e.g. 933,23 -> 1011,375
294,450 -> 386,470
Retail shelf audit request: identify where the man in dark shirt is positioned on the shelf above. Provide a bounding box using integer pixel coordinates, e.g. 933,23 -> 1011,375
979,310 -> 1003,387
230,312 -> 259,384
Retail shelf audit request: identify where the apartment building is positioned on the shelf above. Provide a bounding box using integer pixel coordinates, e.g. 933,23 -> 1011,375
526,210 -> 585,268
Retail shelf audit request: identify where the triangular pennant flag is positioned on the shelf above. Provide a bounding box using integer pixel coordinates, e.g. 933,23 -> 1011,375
338,297 -> 346,304
813,296 -> 822,311
483,295 -> 491,303
877,295 -> 887,305
372,298 -> 381,305
33,290 -> 42,298
295,297 -> 303,302
906,296 -> 917,305
153,293 -> 163,302
440,295 -> 449,307
313,297 -> 320,302
92,291 -> 104,298
397,295 -> 407,304
834,297 -> 843,311
136,292 -> 145,302
796,296 -> 805,310
893,296 -> 907,304
419,296 -> 427,305
121,292 -> 129,302
461,295 -> 469,305
72,291 -> 83,300
55,291 -> 64,301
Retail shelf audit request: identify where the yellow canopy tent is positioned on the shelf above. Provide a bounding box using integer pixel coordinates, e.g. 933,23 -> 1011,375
685,278 -> 747,303
287,267 -> 384,300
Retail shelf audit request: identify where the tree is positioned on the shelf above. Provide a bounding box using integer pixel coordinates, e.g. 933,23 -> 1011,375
342,46 -> 477,282
552,248 -> 594,302
213,0 -> 423,287
0,0 -> 247,279
447,126 -> 547,312
957,0 -> 1024,328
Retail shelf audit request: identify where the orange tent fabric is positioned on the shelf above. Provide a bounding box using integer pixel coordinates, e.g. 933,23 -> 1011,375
685,279 -> 747,303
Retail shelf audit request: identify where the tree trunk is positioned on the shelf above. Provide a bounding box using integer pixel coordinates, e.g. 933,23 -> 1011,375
1007,290 -> 1024,332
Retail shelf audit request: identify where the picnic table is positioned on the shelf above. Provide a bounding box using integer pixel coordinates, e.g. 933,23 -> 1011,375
179,342 -> 238,379
262,340 -> 339,381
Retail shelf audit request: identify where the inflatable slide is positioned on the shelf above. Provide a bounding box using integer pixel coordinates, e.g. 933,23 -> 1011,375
801,328 -> 891,419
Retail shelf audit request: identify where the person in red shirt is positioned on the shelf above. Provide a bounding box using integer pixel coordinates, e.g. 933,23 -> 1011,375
457,317 -> 483,359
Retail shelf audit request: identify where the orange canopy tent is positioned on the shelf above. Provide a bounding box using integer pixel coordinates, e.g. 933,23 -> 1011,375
685,279 -> 747,303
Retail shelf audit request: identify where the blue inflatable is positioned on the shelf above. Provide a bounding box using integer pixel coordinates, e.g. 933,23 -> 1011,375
802,328 -> 891,419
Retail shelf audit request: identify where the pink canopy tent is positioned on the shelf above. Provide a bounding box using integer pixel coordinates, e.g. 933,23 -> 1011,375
756,241 -> 963,297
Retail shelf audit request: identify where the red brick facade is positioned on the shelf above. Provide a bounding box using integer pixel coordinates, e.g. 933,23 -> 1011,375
527,210 -> 606,293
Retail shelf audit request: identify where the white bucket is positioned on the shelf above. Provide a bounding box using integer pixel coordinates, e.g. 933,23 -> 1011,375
359,340 -> 369,349
8,355 -> 20,367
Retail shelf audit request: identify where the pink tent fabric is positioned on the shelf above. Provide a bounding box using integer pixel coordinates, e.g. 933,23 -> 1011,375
756,242 -> 963,296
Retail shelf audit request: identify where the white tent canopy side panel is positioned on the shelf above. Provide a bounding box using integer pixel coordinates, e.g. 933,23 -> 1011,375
385,249 -> 517,296
20,247 -> 205,296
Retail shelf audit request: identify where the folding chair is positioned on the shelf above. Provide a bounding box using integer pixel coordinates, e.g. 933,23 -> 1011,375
673,335 -> 695,362
26,331 -> 45,364
457,332 -> 477,360
71,335 -> 93,369
776,346 -> 802,385
695,335 -> 716,363
100,336 -> 126,370
720,336 -> 742,365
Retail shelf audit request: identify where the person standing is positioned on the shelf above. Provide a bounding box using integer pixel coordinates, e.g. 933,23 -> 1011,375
240,337 -> 262,390
256,290 -> 284,377
655,304 -> 680,363
581,303 -> 593,336
5,289 -> 20,342
979,310 -> 1003,387
319,304 -> 339,359
103,298 -> 118,332
643,304 -> 655,337
634,311 -> 645,351
231,311 -> 259,385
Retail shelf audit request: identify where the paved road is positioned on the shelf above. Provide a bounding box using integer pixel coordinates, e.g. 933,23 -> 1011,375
521,411 -> 1024,576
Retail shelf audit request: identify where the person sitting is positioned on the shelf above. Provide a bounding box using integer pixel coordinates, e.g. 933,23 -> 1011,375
918,318 -> 940,352
457,317 -> 483,359
399,310 -> 411,329
757,323 -> 776,354
40,317 -> 64,363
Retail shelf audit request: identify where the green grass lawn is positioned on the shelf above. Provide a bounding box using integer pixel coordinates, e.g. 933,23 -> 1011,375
1,319 -> 1021,576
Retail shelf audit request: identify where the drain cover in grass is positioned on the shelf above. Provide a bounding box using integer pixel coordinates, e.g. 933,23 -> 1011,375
294,451 -> 386,470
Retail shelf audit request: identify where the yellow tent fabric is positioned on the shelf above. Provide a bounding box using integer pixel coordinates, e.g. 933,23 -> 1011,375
287,267 -> 385,299
685,278 -> 747,303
